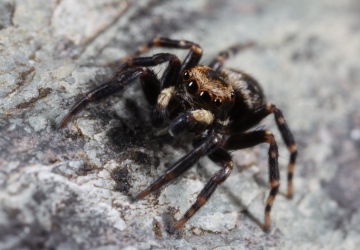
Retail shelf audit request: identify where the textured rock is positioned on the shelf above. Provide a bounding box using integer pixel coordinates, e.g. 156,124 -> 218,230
1,0 -> 360,249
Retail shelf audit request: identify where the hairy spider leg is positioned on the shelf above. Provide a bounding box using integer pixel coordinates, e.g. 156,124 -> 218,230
172,146 -> 233,231
58,53 -> 182,129
224,130 -> 279,231
58,68 -> 148,129
209,42 -> 255,72
114,53 -> 182,93
135,133 -> 224,200
119,36 -> 203,75
267,104 -> 297,198
226,103 -> 297,199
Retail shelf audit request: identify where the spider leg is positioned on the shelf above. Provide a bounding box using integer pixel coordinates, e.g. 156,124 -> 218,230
227,103 -> 297,198
119,36 -> 202,73
224,130 -> 279,231
179,41 -> 202,72
58,68 -> 145,129
58,67 -> 161,129
135,132 -> 224,199
115,53 -> 179,78
209,42 -> 255,71
59,53 -> 183,129
267,104 -> 297,198
172,147 -> 233,231
115,52 -> 182,94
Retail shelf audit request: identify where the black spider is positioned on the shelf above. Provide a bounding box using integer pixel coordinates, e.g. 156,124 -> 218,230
58,37 -> 297,232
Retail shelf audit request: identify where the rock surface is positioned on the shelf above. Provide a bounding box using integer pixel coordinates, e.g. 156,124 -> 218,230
1,0 -> 360,249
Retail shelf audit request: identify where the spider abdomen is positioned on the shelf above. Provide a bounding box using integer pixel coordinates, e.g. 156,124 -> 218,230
221,68 -> 266,116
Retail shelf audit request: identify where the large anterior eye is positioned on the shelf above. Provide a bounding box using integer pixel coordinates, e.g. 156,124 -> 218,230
198,91 -> 213,104
186,80 -> 199,94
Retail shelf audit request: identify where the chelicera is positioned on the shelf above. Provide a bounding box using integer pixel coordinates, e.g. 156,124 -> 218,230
58,37 -> 297,232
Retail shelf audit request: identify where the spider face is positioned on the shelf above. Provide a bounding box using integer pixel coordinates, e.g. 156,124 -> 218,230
59,37 -> 297,233
181,65 -> 235,117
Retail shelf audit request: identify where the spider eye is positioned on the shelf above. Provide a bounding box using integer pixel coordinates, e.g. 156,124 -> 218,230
198,91 -> 213,104
214,99 -> 222,107
230,92 -> 235,99
186,80 -> 199,94
183,71 -> 190,80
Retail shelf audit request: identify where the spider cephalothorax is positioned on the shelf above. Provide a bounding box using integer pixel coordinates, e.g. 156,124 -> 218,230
59,37 -> 297,232
181,66 -> 235,114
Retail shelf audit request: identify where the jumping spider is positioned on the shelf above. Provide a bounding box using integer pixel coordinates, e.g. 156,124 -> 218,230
59,37 -> 297,232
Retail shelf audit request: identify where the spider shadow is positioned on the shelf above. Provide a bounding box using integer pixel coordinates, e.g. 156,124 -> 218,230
198,161 -> 267,231
105,98 -> 179,153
